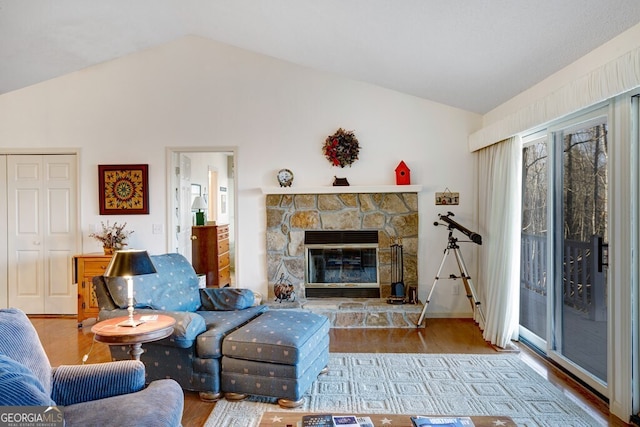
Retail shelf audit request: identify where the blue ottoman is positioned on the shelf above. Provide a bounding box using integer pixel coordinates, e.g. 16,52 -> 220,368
221,310 -> 330,408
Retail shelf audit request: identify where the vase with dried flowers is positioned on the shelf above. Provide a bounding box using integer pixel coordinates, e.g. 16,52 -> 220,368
89,221 -> 133,254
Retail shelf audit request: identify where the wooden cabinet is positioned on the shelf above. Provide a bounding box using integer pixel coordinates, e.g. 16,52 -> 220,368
191,224 -> 230,288
74,253 -> 112,326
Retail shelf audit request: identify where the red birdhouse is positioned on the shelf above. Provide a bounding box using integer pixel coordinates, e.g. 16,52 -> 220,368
395,161 -> 411,185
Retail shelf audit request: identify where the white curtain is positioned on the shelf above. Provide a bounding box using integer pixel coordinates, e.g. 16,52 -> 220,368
476,136 -> 522,348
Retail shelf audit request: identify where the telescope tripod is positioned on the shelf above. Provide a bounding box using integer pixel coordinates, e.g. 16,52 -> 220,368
416,231 -> 486,327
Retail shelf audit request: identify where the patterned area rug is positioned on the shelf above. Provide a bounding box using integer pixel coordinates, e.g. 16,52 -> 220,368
205,353 -> 598,427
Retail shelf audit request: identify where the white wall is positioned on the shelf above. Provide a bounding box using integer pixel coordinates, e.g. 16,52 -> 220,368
0,36 -> 481,314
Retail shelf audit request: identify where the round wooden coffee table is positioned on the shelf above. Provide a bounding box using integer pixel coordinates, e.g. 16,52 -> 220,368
91,314 -> 175,360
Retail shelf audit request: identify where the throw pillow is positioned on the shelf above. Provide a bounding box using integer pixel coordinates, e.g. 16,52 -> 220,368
105,253 -> 201,312
200,288 -> 255,311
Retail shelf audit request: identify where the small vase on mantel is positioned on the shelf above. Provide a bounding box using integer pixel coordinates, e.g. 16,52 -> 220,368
103,246 -> 114,255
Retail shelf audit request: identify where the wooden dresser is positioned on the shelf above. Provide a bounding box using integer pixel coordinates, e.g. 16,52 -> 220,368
191,224 -> 230,288
73,253 -> 112,326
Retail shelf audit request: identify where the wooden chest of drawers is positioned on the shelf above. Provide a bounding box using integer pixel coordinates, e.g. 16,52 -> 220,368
191,224 -> 230,288
73,253 -> 112,326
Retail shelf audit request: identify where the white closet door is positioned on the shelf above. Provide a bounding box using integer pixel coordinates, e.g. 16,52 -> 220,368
7,154 -> 77,314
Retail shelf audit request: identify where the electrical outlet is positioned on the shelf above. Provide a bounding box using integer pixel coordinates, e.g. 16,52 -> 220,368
452,282 -> 460,295
152,224 -> 163,234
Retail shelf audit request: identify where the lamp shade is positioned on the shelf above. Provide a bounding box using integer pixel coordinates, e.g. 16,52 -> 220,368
104,249 -> 157,277
191,196 -> 207,211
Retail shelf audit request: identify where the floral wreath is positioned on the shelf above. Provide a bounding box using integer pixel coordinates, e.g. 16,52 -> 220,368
323,128 -> 360,168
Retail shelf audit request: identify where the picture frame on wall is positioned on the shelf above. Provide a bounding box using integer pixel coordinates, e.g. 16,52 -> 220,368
98,164 -> 149,215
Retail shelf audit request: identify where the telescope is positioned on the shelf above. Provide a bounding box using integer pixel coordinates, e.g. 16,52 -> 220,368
434,212 -> 482,245
418,212 -> 486,326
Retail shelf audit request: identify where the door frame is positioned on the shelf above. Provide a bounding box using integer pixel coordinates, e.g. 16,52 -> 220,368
0,156 -> 7,308
166,146 -> 238,284
631,93 -> 640,420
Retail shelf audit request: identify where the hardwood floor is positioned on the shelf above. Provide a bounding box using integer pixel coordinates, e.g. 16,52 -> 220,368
30,316 -> 626,426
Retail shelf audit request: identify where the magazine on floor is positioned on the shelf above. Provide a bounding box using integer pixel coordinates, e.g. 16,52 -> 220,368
410,416 -> 475,427
300,414 -> 375,427
332,415 -> 359,427
301,414 -> 334,427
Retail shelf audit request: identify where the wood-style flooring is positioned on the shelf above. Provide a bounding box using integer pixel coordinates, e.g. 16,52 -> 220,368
30,316 -> 626,426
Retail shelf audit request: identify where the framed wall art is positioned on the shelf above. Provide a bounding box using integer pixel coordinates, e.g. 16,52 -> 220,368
98,164 -> 149,215
435,188 -> 460,206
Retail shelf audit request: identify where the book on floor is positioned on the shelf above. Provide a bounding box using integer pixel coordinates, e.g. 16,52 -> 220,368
302,414 -> 334,427
354,416 -> 374,427
410,416 -> 475,427
300,414 -> 376,427
332,415 -> 359,427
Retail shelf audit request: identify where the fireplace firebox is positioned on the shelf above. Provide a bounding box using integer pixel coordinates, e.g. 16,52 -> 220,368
304,230 -> 380,298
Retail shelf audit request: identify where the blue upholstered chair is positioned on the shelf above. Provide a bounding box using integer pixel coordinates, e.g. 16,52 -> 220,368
93,253 -> 267,401
0,308 -> 184,427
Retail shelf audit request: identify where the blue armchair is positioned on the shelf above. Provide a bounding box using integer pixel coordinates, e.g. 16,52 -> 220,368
93,253 -> 267,401
0,308 -> 184,427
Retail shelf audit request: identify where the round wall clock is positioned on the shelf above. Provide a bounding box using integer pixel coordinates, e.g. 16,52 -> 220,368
277,169 -> 294,187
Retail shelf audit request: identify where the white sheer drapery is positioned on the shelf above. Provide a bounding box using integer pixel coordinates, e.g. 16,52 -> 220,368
476,136 -> 521,348
469,46 -> 640,152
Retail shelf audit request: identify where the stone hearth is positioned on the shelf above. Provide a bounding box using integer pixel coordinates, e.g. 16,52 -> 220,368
266,298 -> 425,328
265,191 -> 419,299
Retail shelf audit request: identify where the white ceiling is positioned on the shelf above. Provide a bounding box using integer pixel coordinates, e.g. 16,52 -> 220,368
2,0 -> 640,114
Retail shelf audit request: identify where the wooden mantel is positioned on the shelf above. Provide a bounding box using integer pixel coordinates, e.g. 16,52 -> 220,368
261,185 -> 422,195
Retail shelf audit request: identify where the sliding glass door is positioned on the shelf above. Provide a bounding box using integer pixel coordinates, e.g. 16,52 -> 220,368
554,115 -> 608,388
520,108 -> 609,394
520,135 -> 549,348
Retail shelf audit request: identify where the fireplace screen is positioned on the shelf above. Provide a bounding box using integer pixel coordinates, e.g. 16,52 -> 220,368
305,244 -> 379,287
304,230 -> 380,297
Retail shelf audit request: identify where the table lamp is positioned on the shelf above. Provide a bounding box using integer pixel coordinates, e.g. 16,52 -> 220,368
192,196 -> 207,226
104,249 -> 157,327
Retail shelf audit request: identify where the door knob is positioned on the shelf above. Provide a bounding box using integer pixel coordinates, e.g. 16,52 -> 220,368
191,235 -> 197,240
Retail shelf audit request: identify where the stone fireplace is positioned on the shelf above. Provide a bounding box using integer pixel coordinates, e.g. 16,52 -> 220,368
265,190 -> 419,300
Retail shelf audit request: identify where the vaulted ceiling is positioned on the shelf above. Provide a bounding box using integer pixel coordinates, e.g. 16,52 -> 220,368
2,1 -> 640,114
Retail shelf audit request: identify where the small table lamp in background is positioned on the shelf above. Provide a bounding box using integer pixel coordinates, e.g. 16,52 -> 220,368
192,196 -> 207,226
105,249 -> 157,327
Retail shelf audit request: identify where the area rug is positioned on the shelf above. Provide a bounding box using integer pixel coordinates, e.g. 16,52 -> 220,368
205,353 -> 598,427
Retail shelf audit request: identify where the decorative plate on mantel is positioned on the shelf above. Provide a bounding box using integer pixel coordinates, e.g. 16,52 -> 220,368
277,169 -> 294,187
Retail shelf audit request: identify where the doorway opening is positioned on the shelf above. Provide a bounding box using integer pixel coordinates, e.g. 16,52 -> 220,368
167,148 -> 237,286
